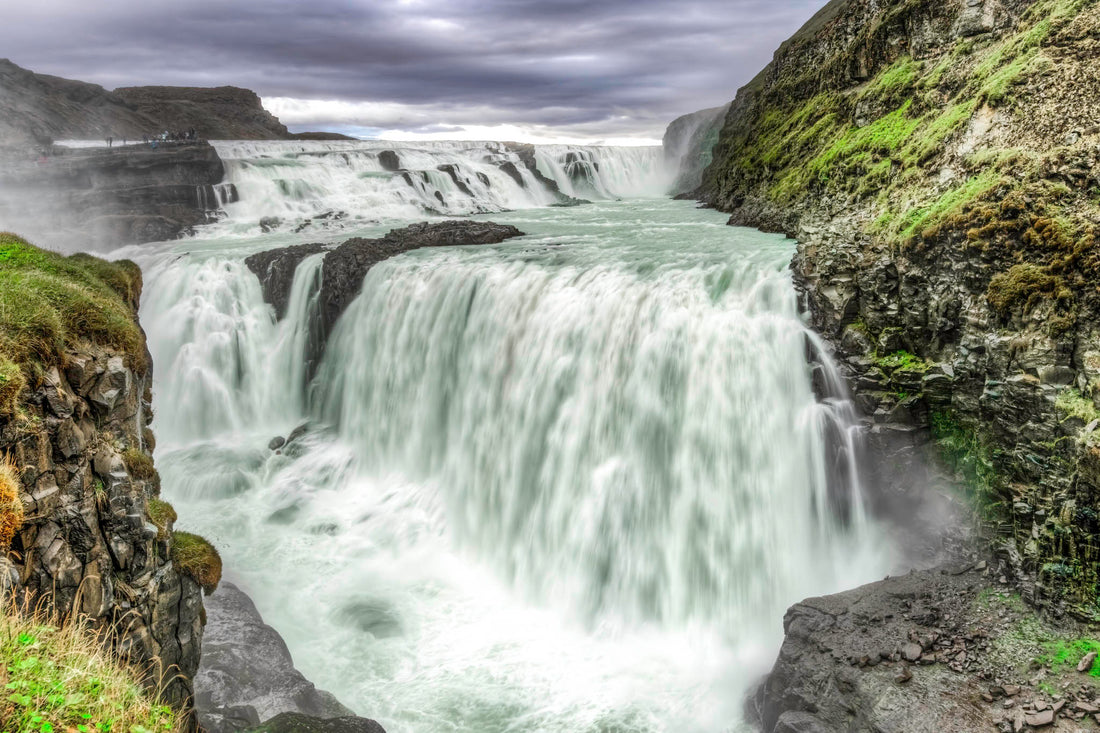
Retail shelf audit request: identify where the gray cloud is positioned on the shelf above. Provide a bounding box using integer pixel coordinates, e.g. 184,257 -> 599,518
3,0 -> 828,140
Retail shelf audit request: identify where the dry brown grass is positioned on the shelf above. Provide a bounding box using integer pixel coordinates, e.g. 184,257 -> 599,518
0,454 -> 24,550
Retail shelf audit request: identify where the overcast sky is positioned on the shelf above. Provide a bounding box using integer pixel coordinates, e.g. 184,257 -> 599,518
3,0 -> 828,144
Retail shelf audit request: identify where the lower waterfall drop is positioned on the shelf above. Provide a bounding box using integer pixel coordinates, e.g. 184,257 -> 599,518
140,199 -> 891,733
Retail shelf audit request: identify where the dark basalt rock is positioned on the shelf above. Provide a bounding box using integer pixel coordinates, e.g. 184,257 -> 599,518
318,220 -> 524,339
436,164 -> 474,197
245,242 -> 328,320
247,221 -> 524,350
195,582 -> 358,733
377,150 -> 401,172
503,143 -> 589,206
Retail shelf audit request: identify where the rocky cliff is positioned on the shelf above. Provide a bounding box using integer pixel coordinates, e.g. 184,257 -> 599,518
113,85 -> 290,140
700,0 -> 1100,614
0,58 -> 293,147
0,141 -> 229,249
0,232 -> 218,712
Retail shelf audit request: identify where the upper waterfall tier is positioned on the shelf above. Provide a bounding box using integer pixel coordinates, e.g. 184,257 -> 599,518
206,140 -> 672,236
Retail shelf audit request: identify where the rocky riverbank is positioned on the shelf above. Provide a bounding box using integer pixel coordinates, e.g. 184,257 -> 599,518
196,582 -> 384,733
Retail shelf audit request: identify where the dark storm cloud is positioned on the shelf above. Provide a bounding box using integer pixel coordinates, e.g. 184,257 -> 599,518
2,0 -> 828,140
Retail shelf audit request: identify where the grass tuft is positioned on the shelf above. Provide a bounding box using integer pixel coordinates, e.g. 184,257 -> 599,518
171,532 -> 222,595
122,449 -> 161,495
146,499 -> 177,541
0,601 -> 180,732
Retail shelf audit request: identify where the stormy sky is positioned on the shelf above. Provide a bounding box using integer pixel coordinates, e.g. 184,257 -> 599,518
3,0 -> 828,143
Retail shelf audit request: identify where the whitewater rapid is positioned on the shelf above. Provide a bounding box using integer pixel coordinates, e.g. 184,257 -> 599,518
207,140 -> 671,236
127,191 -> 891,732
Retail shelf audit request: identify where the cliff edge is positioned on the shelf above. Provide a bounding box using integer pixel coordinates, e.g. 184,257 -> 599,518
0,232 -> 219,711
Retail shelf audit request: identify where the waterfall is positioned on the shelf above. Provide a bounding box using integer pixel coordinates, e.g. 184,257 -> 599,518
138,199 -> 889,732
203,140 -> 672,236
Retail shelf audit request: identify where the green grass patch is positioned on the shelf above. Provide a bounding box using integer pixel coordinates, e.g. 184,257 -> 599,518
896,168 -> 1004,242
1055,388 -> 1100,423
931,411 -> 1001,514
0,233 -> 146,416
1035,638 -> 1100,677
875,349 -> 931,372
0,603 -> 180,732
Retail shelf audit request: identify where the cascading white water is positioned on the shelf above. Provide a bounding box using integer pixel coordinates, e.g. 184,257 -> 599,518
133,196 -> 892,733
206,140 -> 671,236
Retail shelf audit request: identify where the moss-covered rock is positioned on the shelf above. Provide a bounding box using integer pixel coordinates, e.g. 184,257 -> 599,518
172,531 -> 223,595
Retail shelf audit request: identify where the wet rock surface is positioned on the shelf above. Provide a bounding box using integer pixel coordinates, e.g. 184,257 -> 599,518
247,713 -> 386,733
245,220 -> 524,340
195,582 -> 358,733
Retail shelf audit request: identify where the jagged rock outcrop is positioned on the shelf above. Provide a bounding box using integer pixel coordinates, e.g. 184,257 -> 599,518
503,142 -> 588,205
662,103 -> 729,195
0,258 -> 205,708
0,141 -> 228,248
245,243 -> 328,320
700,0 -> 1100,616
195,582 -> 379,733
246,220 -> 524,341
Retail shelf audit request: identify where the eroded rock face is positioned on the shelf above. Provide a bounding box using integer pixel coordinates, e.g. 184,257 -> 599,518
0,343 -> 203,707
0,142 -> 226,248
195,582 -> 355,732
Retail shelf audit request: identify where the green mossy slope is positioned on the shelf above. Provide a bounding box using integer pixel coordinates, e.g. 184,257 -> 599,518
0,232 -> 146,415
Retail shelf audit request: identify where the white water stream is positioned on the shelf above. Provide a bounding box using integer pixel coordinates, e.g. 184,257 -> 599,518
118,143 -> 891,733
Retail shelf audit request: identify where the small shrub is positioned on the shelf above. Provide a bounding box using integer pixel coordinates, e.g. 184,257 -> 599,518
987,263 -> 1061,317
171,532 -> 222,595
0,601 -> 180,731
147,499 -> 177,540
122,448 -> 161,494
0,455 -> 25,550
